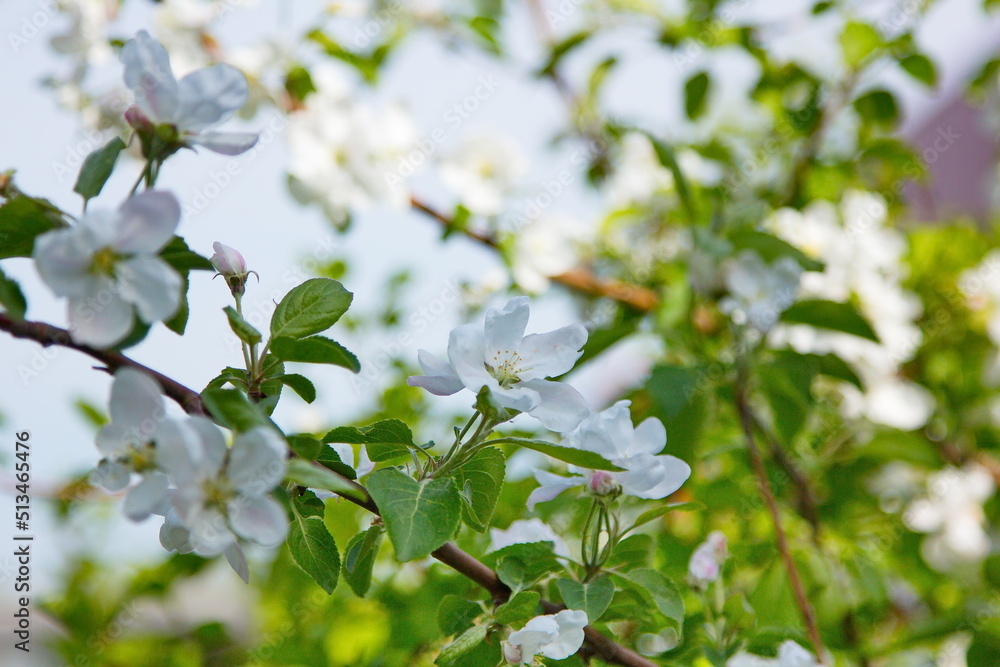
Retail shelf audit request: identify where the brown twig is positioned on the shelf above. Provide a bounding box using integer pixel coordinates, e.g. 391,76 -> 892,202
735,362 -> 825,660
409,196 -> 659,312
0,313 -> 657,667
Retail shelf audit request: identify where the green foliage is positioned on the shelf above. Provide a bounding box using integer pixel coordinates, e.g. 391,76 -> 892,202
200,387 -> 268,432
73,136 -> 126,202
556,576 -> 615,623
0,195 -> 65,259
270,335 -> 360,372
223,305 -> 262,345
270,278 -> 353,339
324,419 -> 416,462
452,446 -> 505,532
0,265 -> 27,320
288,514 -> 341,594
342,525 -> 383,597
780,299 -> 879,341
366,468 -> 461,561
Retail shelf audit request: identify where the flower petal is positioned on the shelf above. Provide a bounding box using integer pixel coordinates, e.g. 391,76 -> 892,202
159,512 -> 194,554
527,470 -> 585,510
228,427 -> 287,496
229,496 -> 288,547
540,610 -> 588,660
617,453 -> 691,500
117,255 -> 182,323
224,542 -> 250,584
485,296 -> 530,355
518,324 -> 588,379
122,472 -> 170,521
187,506 -> 237,555
107,367 -> 166,437
448,323 -> 495,391
32,228 -> 99,298
68,286 -> 135,348
176,64 -> 249,131
188,131 -> 259,156
121,30 -> 179,122
628,417 -> 667,457
518,378 -> 590,432
93,458 -> 131,492
407,349 -> 464,396
114,190 -> 181,254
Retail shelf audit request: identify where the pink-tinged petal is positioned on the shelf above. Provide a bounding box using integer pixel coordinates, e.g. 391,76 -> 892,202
228,427 -> 287,497
527,470 -> 585,510
629,417 -> 667,457
176,64 -> 249,131
32,228 -> 98,298
67,285 -> 134,348
123,472 -> 170,521
117,255 -> 182,323
518,324 -> 588,379
121,30 -> 179,122
518,378 -> 590,432
229,496 -> 288,547
224,542 -> 250,583
484,296 -> 530,355
210,242 -> 247,275
114,190 -> 181,254
107,367 -> 165,434
188,131 -> 259,155
407,349 -> 464,395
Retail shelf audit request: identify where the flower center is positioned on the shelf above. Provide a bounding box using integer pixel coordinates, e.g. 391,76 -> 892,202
486,349 -> 530,389
124,442 -> 157,474
90,246 -> 121,277
201,477 -> 235,508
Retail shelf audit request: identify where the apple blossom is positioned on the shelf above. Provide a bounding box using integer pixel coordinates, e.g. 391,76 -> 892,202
727,640 -> 820,667
157,419 -> 288,556
439,132 -> 528,216
407,297 -> 590,432
719,251 -> 802,332
688,530 -> 728,587
527,401 -> 691,509
210,241 -> 256,297
121,30 -> 258,156
504,609 -> 588,663
33,190 -> 183,347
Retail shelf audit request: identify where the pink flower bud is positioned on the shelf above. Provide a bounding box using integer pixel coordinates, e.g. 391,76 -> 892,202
124,105 -> 153,132
589,471 -> 620,497
211,242 -> 247,277
688,531 -> 728,586
502,640 -> 522,664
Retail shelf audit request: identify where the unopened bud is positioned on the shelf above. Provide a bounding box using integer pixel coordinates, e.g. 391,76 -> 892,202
502,640 -> 522,664
124,105 -> 152,132
589,471 -> 620,497
688,530 -> 728,586
211,242 -> 253,297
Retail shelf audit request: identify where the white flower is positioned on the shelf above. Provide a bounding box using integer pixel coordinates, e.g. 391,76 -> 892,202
158,420 -> 288,556
121,30 -> 258,155
904,465 -> 995,570
727,640 -> 820,667
287,65 -> 416,227
440,132 -> 528,216
511,213 -> 591,294
527,401 -> 691,508
688,531 -> 728,587
407,297 -> 590,432
504,609 -> 588,663
719,251 -> 802,332
490,518 -> 569,558
33,191 -> 183,347
606,132 -> 674,207
93,368 -> 171,521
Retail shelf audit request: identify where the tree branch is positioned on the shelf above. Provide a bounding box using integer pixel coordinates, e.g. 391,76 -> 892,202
0,313 -> 657,667
409,196 -> 659,312
735,363 -> 825,660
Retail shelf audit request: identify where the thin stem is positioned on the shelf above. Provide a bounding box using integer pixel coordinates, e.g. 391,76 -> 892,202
128,162 -> 150,197
734,361 -> 825,660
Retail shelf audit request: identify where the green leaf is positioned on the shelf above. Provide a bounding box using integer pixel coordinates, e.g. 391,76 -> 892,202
0,266 -> 27,320
624,569 -> 685,628
781,299 -> 879,342
284,458 -> 368,503
342,525 -> 383,597
684,71 -> 710,120
0,196 -> 65,259
164,273 -> 189,335
606,534 -> 652,572
759,352 -> 816,445
494,590 -> 541,625
287,434 -> 322,460
438,595 -> 483,636
288,515 -> 340,594
270,277 -> 353,340
900,53 -> 937,87
158,235 -> 214,272
73,137 -> 126,202
324,419 -> 415,462
223,306 -> 262,346
490,438 -> 623,471
484,542 -> 561,589
630,501 -> 705,530
270,335 -> 360,372
840,21 -> 882,67
366,468 -> 461,561
435,624 -> 488,665
200,388 -> 267,432
292,489 -> 326,519
557,576 -> 615,623
453,446 -> 505,532
729,230 -> 824,272
814,353 -> 864,389
853,89 -> 898,126
277,374 -> 317,403
538,30 -> 590,77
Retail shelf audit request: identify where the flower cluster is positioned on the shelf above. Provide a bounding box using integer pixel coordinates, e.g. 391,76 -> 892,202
94,368 -> 288,582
